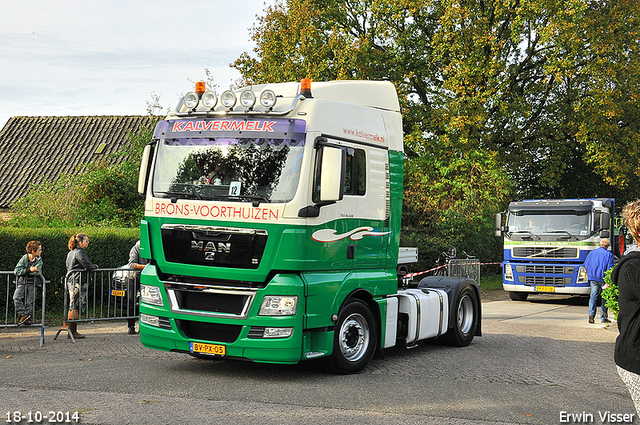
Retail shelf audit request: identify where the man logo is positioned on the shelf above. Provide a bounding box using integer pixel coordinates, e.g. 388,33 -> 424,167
191,240 -> 232,261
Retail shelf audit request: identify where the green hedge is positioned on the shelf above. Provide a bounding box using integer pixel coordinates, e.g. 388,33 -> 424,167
0,227 -> 140,313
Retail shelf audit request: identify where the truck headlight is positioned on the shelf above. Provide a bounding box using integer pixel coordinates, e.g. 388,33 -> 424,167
577,266 -> 588,283
140,284 -> 163,306
504,264 -> 514,281
259,296 -> 298,316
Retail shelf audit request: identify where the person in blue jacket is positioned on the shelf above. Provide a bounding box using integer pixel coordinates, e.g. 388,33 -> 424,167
584,238 -> 614,323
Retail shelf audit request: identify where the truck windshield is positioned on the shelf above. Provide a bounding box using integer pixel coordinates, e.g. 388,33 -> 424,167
507,210 -> 591,238
152,136 -> 305,203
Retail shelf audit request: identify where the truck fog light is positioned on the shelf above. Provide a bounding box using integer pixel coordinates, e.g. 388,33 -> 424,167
184,92 -> 199,109
140,284 -> 164,306
259,296 -> 298,316
220,90 -> 237,108
140,313 -> 160,327
577,266 -> 588,283
240,90 -> 256,108
260,89 -> 277,108
504,264 -> 514,281
201,91 -> 217,108
263,327 -> 293,338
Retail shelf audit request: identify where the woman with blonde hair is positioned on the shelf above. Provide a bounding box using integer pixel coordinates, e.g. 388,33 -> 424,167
613,200 -> 640,415
64,233 -> 98,339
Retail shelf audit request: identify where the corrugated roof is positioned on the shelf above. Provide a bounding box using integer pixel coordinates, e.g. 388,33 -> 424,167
0,115 -> 156,208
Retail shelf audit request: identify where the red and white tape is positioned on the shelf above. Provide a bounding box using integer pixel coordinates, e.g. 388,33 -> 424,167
403,262 -> 501,279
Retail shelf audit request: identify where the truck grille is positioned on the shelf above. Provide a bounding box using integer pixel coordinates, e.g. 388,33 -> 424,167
175,319 -> 242,343
165,282 -> 255,318
516,265 -> 575,274
519,276 -> 571,286
161,224 -> 268,269
512,247 -> 579,259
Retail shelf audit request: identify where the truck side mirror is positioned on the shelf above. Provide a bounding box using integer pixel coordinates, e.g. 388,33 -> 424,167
600,212 -> 611,230
495,212 -> 503,237
319,146 -> 345,202
138,144 -> 154,196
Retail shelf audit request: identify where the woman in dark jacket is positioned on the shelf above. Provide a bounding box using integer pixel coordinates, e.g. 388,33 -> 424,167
64,233 -> 98,339
614,200 -> 640,416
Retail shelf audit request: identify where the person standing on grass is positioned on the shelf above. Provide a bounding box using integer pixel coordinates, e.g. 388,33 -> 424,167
13,240 -> 43,326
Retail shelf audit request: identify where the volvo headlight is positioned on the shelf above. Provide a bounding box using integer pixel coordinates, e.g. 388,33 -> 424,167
259,296 -> 298,316
504,263 -> 514,281
140,284 -> 163,306
577,266 -> 588,283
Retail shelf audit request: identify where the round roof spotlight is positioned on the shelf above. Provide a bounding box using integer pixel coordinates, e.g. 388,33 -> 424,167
260,90 -> 277,108
220,90 -> 237,108
201,91 -> 217,108
240,90 -> 256,108
184,92 -> 199,109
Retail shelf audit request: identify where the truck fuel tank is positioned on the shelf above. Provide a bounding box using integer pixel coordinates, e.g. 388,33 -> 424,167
394,288 -> 449,345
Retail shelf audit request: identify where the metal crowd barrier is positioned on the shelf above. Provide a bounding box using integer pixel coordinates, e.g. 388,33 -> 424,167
448,258 -> 481,286
54,267 -> 139,343
1,271 -> 47,347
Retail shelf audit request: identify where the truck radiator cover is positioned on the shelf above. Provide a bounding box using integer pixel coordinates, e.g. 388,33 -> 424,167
512,247 -> 578,259
175,319 -> 242,343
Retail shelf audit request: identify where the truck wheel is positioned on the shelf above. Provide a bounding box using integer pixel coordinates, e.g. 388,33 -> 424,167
328,300 -> 377,374
443,285 -> 478,347
509,292 -> 528,301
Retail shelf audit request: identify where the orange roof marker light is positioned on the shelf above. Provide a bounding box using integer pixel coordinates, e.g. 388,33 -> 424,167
300,78 -> 312,98
195,81 -> 206,96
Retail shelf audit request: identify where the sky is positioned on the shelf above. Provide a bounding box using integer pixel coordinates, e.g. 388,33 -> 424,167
0,0 -> 269,129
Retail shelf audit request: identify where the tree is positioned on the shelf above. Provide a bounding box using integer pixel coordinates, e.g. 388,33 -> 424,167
232,0 -> 640,260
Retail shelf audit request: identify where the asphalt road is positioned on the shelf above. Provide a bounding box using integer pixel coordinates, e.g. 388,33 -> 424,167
0,293 -> 636,425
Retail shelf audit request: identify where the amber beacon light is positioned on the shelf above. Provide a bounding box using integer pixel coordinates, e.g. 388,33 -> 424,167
300,78 -> 312,98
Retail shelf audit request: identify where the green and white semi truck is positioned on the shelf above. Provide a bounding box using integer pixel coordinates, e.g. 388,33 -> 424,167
136,79 -> 481,373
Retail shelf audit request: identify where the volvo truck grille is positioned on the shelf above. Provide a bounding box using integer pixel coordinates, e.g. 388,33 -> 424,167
512,247 -> 579,259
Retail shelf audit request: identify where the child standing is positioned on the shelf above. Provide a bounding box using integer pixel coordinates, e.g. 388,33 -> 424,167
13,241 -> 43,326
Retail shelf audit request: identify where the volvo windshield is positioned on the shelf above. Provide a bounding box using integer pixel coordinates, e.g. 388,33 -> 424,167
506,210 -> 592,240
151,119 -> 306,203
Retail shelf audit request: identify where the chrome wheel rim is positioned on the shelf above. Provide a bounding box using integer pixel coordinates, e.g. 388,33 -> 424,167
339,313 -> 370,362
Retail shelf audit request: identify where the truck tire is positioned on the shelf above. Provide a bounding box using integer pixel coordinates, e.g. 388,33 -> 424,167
327,300 -> 378,374
509,292 -> 528,301
442,284 -> 479,347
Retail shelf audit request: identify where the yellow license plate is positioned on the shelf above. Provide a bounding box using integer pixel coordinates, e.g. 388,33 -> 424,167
190,342 -> 226,356
535,286 -> 555,292
111,289 -> 126,297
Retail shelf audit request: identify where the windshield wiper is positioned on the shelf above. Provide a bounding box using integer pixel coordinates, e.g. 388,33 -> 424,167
213,193 -> 271,206
159,191 -> 203,202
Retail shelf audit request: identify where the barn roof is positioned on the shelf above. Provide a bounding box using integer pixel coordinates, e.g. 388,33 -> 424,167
0,115 -> 155,208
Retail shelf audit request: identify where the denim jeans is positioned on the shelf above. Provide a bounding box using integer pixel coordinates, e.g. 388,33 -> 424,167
13,283 -> 35,317
589,280 -> 608,320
